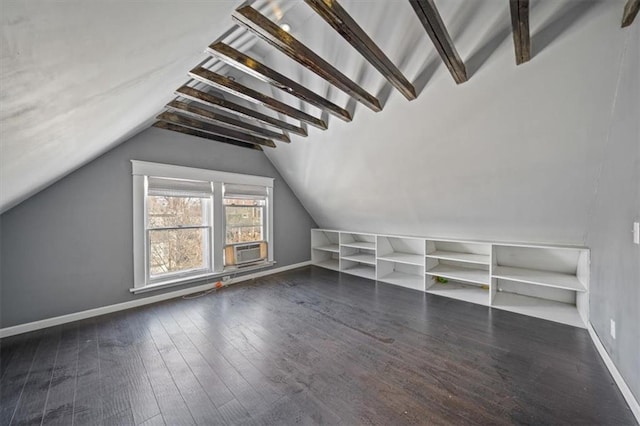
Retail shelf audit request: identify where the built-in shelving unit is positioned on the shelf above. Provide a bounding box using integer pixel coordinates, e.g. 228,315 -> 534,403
311,230 -> 590,328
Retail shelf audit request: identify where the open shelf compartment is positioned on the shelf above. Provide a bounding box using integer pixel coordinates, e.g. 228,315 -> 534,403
377,259 -> 424,291
492,276 -> 587,327
426,277 -> 490,305
340,232 -> 376,250
341,259 -> 376,280
426,263 -> 490,286
377,236 -> 425,266
311,229 -> 341,271
340,241 -> 377,279
311,229 -> 340,253
492,266 -> 586,292
426,240 -> 491,265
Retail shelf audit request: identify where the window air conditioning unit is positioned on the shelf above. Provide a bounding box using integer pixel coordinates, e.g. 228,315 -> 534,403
224,242 -> 268,267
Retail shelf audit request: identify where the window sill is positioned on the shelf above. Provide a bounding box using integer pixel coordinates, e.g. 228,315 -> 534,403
130,261 -> 275,294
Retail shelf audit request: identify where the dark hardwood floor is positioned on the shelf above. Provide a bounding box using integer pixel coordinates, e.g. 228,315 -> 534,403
1,266 -> 636,425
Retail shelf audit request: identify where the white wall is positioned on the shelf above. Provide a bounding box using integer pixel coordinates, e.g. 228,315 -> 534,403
252,0 -> 639,399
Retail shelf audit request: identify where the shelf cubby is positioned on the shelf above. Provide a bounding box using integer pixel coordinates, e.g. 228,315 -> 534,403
492,288 -> 584,328
341,260 -> 376,280
425,262 -> 490,286
340,241 -> 376,280
492,266 -> 586,292
340,232 -> 376,250
426,240 -> 491,265
311,229 -> 341,271
377,236 -> 425,265
426,277 -> 490,306
493,244 -> 589,326
377,259 -> 424,291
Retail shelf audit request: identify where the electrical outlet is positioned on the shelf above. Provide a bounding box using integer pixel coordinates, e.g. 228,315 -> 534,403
633,222 -> 639,245
610,319 -> 616,340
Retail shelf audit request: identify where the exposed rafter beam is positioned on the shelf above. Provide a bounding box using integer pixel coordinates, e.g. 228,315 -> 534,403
408,0 -> 468,84
207,42 -> 352,122
304,0 -> 416,100
153,121 -> 263,151
157,111 -> 276,148
509,0 -> 531,65
622,0 -> 639,27
167,100 -> 290,143
232,5 -> 382,112
189,66 -> 327,130
176,86 -> 308,137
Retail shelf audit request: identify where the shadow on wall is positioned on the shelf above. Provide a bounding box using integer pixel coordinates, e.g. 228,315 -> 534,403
466,8 -> 512,77
532,0 -> 600,56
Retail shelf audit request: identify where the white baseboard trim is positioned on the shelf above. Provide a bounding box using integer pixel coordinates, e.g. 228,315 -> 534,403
588,323 -> 640,423
0,261 -> 311,339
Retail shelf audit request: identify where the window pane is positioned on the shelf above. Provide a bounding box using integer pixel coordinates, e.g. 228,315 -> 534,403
225,200 -> 264,244
147,196 -> 207,228
223,198 -> 265,207
226,225 -> 263,244
149,228 -> 209,276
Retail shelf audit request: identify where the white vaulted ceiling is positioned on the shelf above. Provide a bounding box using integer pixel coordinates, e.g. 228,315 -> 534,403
0,0 -> 243,212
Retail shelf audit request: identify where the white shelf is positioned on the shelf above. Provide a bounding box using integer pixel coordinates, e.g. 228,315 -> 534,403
492,292 -> 584,328
493,266 -> 586,292
341,241 -> 376,250
342,265 -> 376,280
313,244 -> 340,253
378,271 -> 424,291
341,253 -> 376,265
314,259 -> 340,271
426,250 -> 489,265
426,282 -> 489,306
426,264 -> 489,286
377,252 -> 424,266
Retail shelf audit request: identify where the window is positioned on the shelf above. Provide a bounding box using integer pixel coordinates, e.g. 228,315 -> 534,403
223,183 -> 269,244
224,198 -> 265,244
132,161 -> 274,291
146,177 -> 213,282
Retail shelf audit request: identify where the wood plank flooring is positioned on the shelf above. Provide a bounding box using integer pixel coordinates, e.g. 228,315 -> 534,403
1,266 -> 636,425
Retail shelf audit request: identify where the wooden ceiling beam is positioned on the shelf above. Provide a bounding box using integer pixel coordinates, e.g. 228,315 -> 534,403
153,121 -> 263,151
304,0 -> 416,100
207,42 -> 352,122
509,0 -> 531,65
622,0 -> 639,27
157,111 -> 276,148
166,100 -> 290,143
190,66 -> 328,130
408,0 -> 468,84
176,85 -> 308,137
232,5 -> 382,112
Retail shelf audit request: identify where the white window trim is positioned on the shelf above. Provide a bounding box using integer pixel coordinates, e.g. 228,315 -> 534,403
132,160 -> 274,291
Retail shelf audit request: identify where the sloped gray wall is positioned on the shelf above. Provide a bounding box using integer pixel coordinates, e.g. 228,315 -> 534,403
0,127 -> 316,327
586,22 -> 640,403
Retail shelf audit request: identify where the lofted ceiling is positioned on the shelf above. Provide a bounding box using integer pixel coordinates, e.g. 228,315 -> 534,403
0,0 -> 637,215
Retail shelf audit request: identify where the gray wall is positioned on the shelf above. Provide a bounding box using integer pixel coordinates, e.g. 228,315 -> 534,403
586,22 -> 639,402
0,127 -> 317,328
